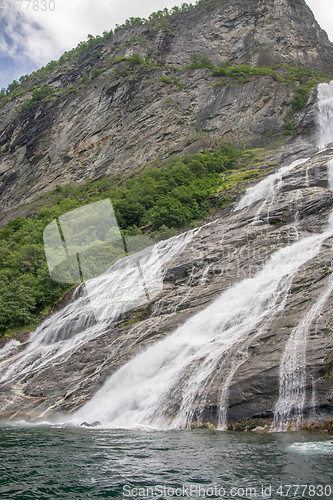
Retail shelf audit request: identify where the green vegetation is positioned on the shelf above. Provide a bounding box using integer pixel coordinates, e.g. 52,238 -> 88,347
0,143 -> 267,337
282,119 -> 297,136
0,0 -> 330,117
20,85 -> 55,113
113,53 -> 153,68
91,68 -> 107,80
188,53 -> 215,70
291,79 -> 317,111
188,55 -> 330,88
213,63 -> 280,82
82,72 -> 90,84
188,55 -> 281,81
186,55 -> 331,128
0,218 -> 69,335
190,421 -> 216,430
0,0 -> 331,336
118,304 -> 152,328
160,75 -> 184,88
227,418 -> 270,431
0,0 -> 213,111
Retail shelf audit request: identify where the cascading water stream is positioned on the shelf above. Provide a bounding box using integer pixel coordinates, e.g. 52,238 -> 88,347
234,81 -> 333,216
317,81 -> 333,151
72,213 -> 333,429
273,159 -> 333,430
199,263 -> 213,285
273,266 -> 333,430
0,230 -> 199,390
234,157 -> 310,212
271,79 -> 333,429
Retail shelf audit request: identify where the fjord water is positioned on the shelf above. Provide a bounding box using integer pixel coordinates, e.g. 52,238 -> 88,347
0,425 -> 332,499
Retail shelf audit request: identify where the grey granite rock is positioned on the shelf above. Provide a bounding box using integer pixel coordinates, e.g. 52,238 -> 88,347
0,149 -> 332,426
0,0 -> 332,221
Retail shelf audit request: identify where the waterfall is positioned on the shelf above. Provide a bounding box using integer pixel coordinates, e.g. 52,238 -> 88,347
305,167 -> 310,187
1,81 -> 333,430
273,269 -> 333,430
317,81 -> 333,150
71,81 -> 333,430
234,80 -> 333,213
327,159 -> 333,187
72,213 -> 333,428
273,159 -> 333,430
272,84 -> 333,430
199,263 -> 213,285
0,230 -> 199,389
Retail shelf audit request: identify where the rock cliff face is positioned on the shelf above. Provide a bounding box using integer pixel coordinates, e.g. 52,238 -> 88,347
0,0 -> 332,219
0,148 -> 332,426
0,0 -> 332,428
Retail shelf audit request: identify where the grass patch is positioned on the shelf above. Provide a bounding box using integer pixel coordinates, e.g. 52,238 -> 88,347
213,63 -> 281,82
291,79 -> 317,111
283,118 -> 297,135
188,53 -> 215,70
160,75 -> 184,88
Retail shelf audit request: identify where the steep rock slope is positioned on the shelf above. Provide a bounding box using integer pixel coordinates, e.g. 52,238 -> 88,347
0,148 -> 332,427
0,0 -> 332,218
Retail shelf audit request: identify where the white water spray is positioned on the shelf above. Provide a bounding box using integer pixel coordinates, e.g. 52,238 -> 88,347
317,81 -> 333,150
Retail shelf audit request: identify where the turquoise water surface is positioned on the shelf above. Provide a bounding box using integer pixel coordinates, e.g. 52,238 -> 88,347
0,425 -> 332,499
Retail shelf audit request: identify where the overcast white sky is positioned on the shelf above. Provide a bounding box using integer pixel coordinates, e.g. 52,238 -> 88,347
0,0 -> 332,89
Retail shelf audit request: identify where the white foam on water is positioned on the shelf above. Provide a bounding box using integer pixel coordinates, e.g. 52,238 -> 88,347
287,441 -> 333,455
